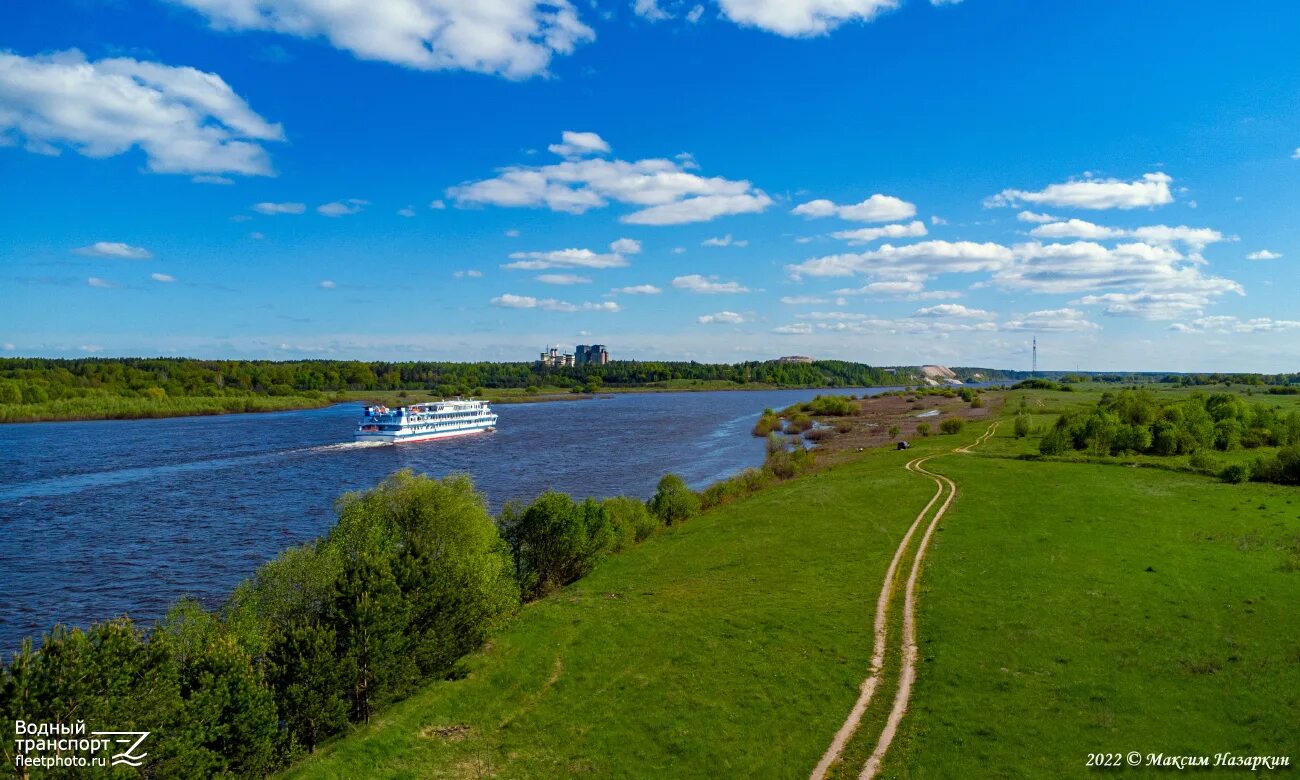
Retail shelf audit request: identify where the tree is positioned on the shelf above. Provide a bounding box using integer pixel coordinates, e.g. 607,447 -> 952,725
267,621 -> 348,754
649,473 -> 700,526
501,492 -> 614,600
1013,414 -> 1031,438
326,556 -> 412,722
939,418 -> 964,435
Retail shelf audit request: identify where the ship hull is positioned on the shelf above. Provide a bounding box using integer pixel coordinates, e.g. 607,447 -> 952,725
354,425 -> 494,444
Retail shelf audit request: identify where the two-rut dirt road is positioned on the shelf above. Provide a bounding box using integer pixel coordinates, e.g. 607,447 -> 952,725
811,421 -> 1000,780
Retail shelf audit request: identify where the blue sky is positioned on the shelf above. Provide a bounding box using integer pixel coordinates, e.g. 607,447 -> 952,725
2,0 -> 1298,371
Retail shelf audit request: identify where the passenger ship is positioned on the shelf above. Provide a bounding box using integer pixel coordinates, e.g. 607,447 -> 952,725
355,398 -> 498,443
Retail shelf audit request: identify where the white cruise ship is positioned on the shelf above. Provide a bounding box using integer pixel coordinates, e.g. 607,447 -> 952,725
355,398 -> 498,443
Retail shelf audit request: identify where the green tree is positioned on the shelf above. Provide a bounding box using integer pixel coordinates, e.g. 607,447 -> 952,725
267,621 -> 348,754
649,473 -> 700,526
1013,414 -> 1031,438
326,556 -> 412,722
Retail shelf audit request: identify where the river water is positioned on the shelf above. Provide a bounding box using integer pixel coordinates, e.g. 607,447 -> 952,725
0,387 -> 906,654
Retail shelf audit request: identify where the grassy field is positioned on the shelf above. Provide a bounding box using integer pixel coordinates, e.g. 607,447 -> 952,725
287,387 -> 1299,778
287,435 -> 962,778
0,393 -> 332,423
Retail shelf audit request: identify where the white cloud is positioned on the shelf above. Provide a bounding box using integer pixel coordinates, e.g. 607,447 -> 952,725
505,239 -> 637,270
835,280 -> 923,295
1170,316 -> 1300,334
150,272 -> 177,283
0,50 -> 283,176
253,202 -> 306,215
831,220 -> 927,244
672,274 -> 751,293
1,343 -> 13,351
987,172 -> 1173,210
548,130 -> 610,158
192,174 -> 233,184
779,295 -> 828,304
633,0 -> 672,21
686,4 -> 705,22
490,294 -> 619,312
397,206 -> 416,217
702,234 -> 749,247
1003,308 -> 1100,332
715,0 -> 899,36
87,277 -> 115,288
611,284 -> 662,295
505,229 -> 520,237
73,241 -> 152,259
535,273 -> 591,285
452,269 -> 483,278
429,199 -> 446,209
1072,291 -> 1210,321
317,198 -> 368,217
911,303 -> 994,319
1245,249 -> 1281,260
319,279 -> 336,289
995,240 -> 1242,297
1029,219 -> 1226,251
249,231 -> 265,239
786,240 -> 1013,279
773,322 -> 812,334
170,0 -> 594,80
698,311 -> 745,324
791,193 -> 916,222
449,134 -> 773,225
1016,210 -> 1058,223
1293,148 -> 1300,160
609,237 -> 642,254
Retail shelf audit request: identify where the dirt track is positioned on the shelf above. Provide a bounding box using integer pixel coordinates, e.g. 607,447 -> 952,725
811,421 -> 1000,780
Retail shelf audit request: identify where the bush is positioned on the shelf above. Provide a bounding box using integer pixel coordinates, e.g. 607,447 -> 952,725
784,413 -> 814,433
1013,414 -> 1031,439
1220,463 -> 1250,484
649,473 -> 700,526
602,496 -> 659,548
888,425 -> 901,439
1187,451 -> 1218,473
501,492 -> 615,600
939,418 -> 964,435
804,427 -> 836,442
969,395 -> 984,409
752,409 -> 781,436
805,394 -> 857,416
916,422 -> 931,437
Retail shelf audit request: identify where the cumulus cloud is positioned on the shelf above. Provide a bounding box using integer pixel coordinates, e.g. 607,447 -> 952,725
87,277 -> 115,288
786,240 -> 1013,279
253,202 -> 306,215
1072,291 -> 1211,321
702,234 -> 748,247
535,273 -> 591,285
1029,219 -> 1226,251
1016,210 -> 1058,223
1245,249 -> 1281,260
633,0 -> 672,21
0,50 -> 283,176
151,272 -> 177,282
317,198 -> 368,217
318,279 -> 336,289
548,130 -> 610,158
779,295 -> 829,304
452,269 -> 482,278
791,194 -> 916,222
697,310 -> 745,324
715,0 -> 900,36
73,241 -> 152,259
995,241 -> 1242,297
448,133 -> 772,225
773,322 -> 813,334
490,293 -> 619,312
911,303 -> 994,319
672,274 -> 751,293
1002,308 -> 1100,332
610,284 -> 661,295
987,172 -> 1173,210
397,206 -> 416,217
504,239 -> 637,270
1170,316 -> 1300,334
831,220 -> 927,244
169,0 -> 594,80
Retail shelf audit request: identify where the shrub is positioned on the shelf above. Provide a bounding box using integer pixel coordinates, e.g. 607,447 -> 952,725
752,409 -> 781,436
602,496 -> 659,548
834,420 -> 854,433
784,413 -> 814,433
649,473 -> 700,526
502,492 -> 615,600
805,394 -> 857,416
939,418 -> 964,435
888,425 -> 901,439
1013,414 -> 1031,439
766,431 -> 787,455
1187,451 -> 1218,473
969,395 -> 984,409
916,422 -> 931,437
804,427 -> 836,442
1220,463 -> 1249,484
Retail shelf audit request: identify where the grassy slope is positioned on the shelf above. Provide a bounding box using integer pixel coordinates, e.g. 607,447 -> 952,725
288,440 -> 953,779
875,413 -> 1300,778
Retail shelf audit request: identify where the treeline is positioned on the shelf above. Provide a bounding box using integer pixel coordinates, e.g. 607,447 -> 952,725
1161,372 -> 1300,387
1038,389 -> 1300,485
1,446 -> 821,776
0,357 -> 905,406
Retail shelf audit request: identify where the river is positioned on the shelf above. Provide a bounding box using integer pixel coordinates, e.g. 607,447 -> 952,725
0,386 -> 904,654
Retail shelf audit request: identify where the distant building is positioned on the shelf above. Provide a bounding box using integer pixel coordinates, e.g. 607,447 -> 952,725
538,346 -> 575,368
776,355 -> 814,364
575,344 -> 609,365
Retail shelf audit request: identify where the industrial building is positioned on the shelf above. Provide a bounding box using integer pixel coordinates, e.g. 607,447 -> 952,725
538,346 -> 575,368
575,344 -> 609,365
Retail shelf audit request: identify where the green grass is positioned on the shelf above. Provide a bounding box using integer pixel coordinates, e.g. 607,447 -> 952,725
288,389 -> 1300,778
287,437 -> 964,779
877,436 -> 1300,778
0,393 -> 332,423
